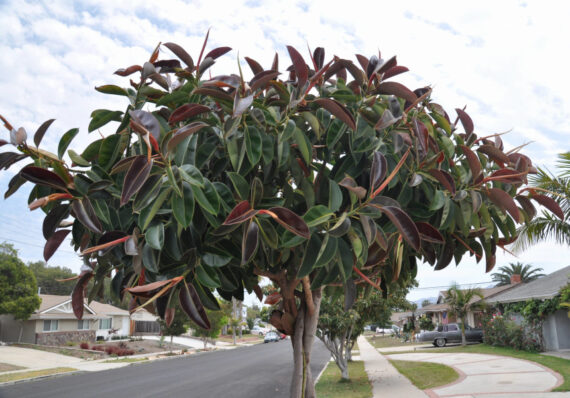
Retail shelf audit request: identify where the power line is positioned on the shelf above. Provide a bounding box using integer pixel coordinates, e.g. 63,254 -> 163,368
410,281 -> 495,290
0,236 -> 78,255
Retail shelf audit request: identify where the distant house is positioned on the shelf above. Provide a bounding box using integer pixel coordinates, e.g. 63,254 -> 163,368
0,294 -> 130,345
130,307 -> 161,335
486,265 -> 570,351
418,284 -> 518,328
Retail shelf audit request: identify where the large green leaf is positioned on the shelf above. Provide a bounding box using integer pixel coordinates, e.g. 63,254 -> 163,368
297,234 -> 322,278
146,220 -> 164,250
192,179 -> 220,215
303,205 -> 334,228
245,126 -> 262,166
88,110 -> 123,133
171,182 -> 195,228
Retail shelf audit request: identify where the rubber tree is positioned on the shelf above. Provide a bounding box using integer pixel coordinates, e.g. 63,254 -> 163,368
0,32 -> 563,398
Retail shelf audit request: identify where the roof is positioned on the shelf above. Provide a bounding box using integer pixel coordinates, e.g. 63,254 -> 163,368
425,284 -> 518,312
486,265 -> 570,304
34,294 -> 128,318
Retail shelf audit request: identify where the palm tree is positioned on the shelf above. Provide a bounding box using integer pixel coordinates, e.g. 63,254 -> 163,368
444,284 -> 484,346
513,152 -> 570,252
491,262 -> 545,286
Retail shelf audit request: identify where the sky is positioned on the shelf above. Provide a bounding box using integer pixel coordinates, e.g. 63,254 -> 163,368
1,0 -> 569,306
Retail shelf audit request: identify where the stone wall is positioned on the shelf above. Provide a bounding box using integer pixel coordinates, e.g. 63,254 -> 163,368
36,330 -> 96,345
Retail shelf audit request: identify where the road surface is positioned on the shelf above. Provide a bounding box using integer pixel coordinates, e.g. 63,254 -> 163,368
0,339 -> 330,398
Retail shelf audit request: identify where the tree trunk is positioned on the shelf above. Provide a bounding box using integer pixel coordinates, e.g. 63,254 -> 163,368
460,317 -> 466,346
290,288 -> 322,398
238,300 -> 243,339
232,298 -> 237,345
18,322 -> 23,343
170,335 -> 173,352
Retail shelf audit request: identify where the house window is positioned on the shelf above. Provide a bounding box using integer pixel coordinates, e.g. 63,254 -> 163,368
43,320 -> 58,332
77,320 -> 90,330
99,318 -> 112,329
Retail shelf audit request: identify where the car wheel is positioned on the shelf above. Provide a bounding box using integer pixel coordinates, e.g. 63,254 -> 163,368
259,332 -> 263,336
435,338 -> 446,347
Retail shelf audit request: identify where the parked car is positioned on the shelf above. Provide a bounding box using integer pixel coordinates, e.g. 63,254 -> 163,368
251,325 -> 270,336
416,323 -> 483,347
264,331 -> 280,343
375,325 -> 401,335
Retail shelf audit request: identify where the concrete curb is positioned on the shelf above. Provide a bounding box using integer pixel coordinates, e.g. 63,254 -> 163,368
0,369 -> 82,387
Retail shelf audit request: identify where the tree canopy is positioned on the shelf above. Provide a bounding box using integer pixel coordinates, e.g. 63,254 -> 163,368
0,33 -> 560,398
444,283 -> 484,346
28,261 -> 76,295
491,262 -> 545,286
0,243 -> 41,320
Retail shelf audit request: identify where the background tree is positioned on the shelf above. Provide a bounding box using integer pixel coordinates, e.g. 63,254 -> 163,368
421,299 -> 432,308
513,152 -> 569,252
419,315 -> 435,331
491,262 -> 545,286
191,308 -> 228,349
0,243 -> 42,341
317,282 -> 412,380
444,283 -> 484,346
0,34 -> 558,398
158,306 -> 188,352
28,261 -> 76,295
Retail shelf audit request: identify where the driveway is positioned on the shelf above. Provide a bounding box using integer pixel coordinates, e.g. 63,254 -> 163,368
386,352 -> 568,398
0,346 -> 83,370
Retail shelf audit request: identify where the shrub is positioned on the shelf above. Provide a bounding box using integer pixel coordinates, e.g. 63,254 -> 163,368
79,342 -> 90,350
419,316 -> 435,331
111,335 -> 129,340
91,345 -> 105,352
482,315 -> 541,352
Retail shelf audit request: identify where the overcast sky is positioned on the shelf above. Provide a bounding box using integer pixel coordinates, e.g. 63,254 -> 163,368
1,0 -> 569,305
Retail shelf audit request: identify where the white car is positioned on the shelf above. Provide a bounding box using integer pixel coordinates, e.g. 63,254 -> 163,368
251,326 -> 270,336
375,325 -> 400,335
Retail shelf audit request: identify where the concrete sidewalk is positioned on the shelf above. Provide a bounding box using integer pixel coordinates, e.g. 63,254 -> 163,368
386,352 -> 569,398
357,335 -> 428,397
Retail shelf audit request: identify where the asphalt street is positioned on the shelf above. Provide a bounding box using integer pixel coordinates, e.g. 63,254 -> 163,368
0,339 -> 330,398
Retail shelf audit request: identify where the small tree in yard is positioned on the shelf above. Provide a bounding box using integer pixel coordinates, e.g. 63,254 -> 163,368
1,32 -> 563,398
0,243 -> 41,341
191,309 -> 227,349
419,315 -> 435,331
158,306 -> 188,352
444,283 -> 484,346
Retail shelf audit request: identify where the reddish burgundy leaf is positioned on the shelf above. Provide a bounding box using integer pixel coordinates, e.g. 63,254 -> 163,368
244,56 -> 263,75
429,169 -> 456,195
21,166 -> 68,191
43,204 -> 70,239
168,104 -> 211,124
0,139 -> 8,146
180,281 -> 210,330
110,156 -> 139,175
72,198 -> 103,234
370,152 -> 387,192
192,87 -> 234,102
377,55 -> 397,75
0,152 -> 27,170
530,193 -> 564,221
33,119 -> 55,147
271,52 -> 279,71
516,195 -> 536,221
241,221 -> 259,265
468,228 -> 487,238
461,145 -> 482,182
120,156 -> 153,206
455,108 -> 474,135
43,229 -> 70,261
360,215 -> 376,245
415,222 -> 444,244
129,110 -> 161,139
355,54 -> 369,71
313,98 -> 356,130
114,65 -> 142,76
379,206 -> 421,251
486,168 -> 525,184
81,233 -> 129,255
223,201 -> 259,225
202,75 -> 241,89
365,240 -> 388,267
205,46 -> 232,60
339,176 -> 367,199
486,253 -> 496,273
72,272 -> 93,320
508,153 -> 533,169
163,42 -> 194,69
167,122 -> 209,153
487,188 -> 521,223
382,65 -> 409,80
265,207 -> 310,239
286,45 -> 308,89
265,291 -> 282,305
435,240 -> 455,270
477,144 -> 509,165
313,47 -> 325,70
412,118 -> 428,159
375,82 -> 417,104
250,70 -> 280,92
126,279 -> 173,297
165,308 -> 175,327
253,284 -> 263,302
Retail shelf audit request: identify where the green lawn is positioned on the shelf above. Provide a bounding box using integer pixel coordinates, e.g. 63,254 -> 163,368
0,367 -> 76,383
389,359 -> 459,390
386,344 -> 570,392
366,335 -> 424,349
315,360 -> 372,398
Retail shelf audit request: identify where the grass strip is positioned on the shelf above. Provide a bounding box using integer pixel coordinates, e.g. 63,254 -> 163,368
381,344 -> 570,392
315,360 -> 372,398
389,359 -> 459,390
0,367 -> 76,383
365,335 -> 425,349
0,363 -> 25,372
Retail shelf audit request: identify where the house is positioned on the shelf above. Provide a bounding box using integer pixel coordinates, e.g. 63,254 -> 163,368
390,311 -> 414,328
418,284 -> 518,328
0,294 -> 130,345
485,265 -> 570,351
130,307 -> 161,335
